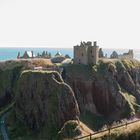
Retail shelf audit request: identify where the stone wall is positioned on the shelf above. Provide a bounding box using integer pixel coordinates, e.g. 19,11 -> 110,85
74,41 -> 99,65
88,42 -> 99,65
74,45 -> 88,64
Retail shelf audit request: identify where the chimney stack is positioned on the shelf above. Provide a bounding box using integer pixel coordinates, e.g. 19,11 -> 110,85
93,41 -> 97,46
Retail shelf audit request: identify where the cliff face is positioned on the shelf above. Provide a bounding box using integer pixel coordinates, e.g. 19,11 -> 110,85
64,59 -> 140,117
1,58 -> 140,139
0,60 -> 90,139
0,59 -> 53,107
15,70 -> 80,138
0,61 -> 23,107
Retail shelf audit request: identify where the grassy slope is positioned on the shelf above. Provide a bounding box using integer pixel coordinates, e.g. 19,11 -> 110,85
83,120 -> 140,140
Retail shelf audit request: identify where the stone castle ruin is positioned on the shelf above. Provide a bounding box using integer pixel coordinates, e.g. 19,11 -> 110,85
74,41 -> 99,65
110,49 -> 134,59
17,41 -> 134,65
74,41 -> 134,65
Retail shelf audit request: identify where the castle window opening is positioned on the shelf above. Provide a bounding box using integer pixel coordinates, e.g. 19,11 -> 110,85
81,53 -> 83,56
79,59 -> 81,64
91,50 -> 92,53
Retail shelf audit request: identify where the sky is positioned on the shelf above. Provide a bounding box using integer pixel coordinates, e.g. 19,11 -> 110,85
0,0 -> 140,49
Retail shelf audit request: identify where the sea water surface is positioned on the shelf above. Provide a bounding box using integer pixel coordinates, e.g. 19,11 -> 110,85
0,48 -> 140,61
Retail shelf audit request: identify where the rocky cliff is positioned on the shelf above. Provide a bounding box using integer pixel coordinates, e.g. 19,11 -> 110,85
64,59 -> 140,118
0,59 -> 53,107
15,70 -> 80,139
0,59 -> 92,139
1,58 -> 140,139
0,61 -> 24,107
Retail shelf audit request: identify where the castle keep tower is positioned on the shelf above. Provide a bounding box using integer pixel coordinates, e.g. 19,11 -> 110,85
87,41 -> 99,65
74,41 -> 99,65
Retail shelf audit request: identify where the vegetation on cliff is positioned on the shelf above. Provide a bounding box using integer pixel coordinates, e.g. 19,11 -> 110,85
84,120 -> 140,140
0,59 -> 53,107
0,58 -> 140,139
14,70 -> 80,139
64,58 -> 140,129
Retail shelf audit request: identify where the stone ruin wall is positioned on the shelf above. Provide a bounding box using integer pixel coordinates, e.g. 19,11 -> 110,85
74,41 -> 99,65
74,45 -> 88,64
88,45 -> 99,65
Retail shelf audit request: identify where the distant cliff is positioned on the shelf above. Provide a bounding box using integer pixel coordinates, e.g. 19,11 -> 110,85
64,59 -> 140,118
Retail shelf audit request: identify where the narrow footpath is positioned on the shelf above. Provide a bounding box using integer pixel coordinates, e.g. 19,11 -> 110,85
0,100 -> 15,140
0,113 -> 9,140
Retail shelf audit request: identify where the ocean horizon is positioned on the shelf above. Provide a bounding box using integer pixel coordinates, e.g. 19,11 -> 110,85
0,47 -> 140,61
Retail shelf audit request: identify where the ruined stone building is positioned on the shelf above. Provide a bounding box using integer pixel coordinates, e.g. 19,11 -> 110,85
17,51 -> 34,59
74,41 -> 99,65
119,50 -> 134,59
99,48 -> 104,58
17,51 -> 52,59
110,50 -> 134,59
36,51 -> 51,59
110,51 -> 119,59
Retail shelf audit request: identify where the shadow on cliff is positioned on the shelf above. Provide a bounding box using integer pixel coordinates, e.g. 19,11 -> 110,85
63,59 -> 140,130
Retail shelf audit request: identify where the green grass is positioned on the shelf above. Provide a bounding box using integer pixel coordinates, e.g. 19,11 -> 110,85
119,88 -> 140,117
121,59 -> 140,69
0,100 -> 15,116
80,110 -> 108,131
57,120 -> 82,139
83,121 -> 140,140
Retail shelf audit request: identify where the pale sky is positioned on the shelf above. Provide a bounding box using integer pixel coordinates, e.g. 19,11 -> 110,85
0,0 -> 140,49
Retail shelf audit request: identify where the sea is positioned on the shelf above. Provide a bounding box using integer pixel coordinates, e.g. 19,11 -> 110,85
0,48 -> 140,61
